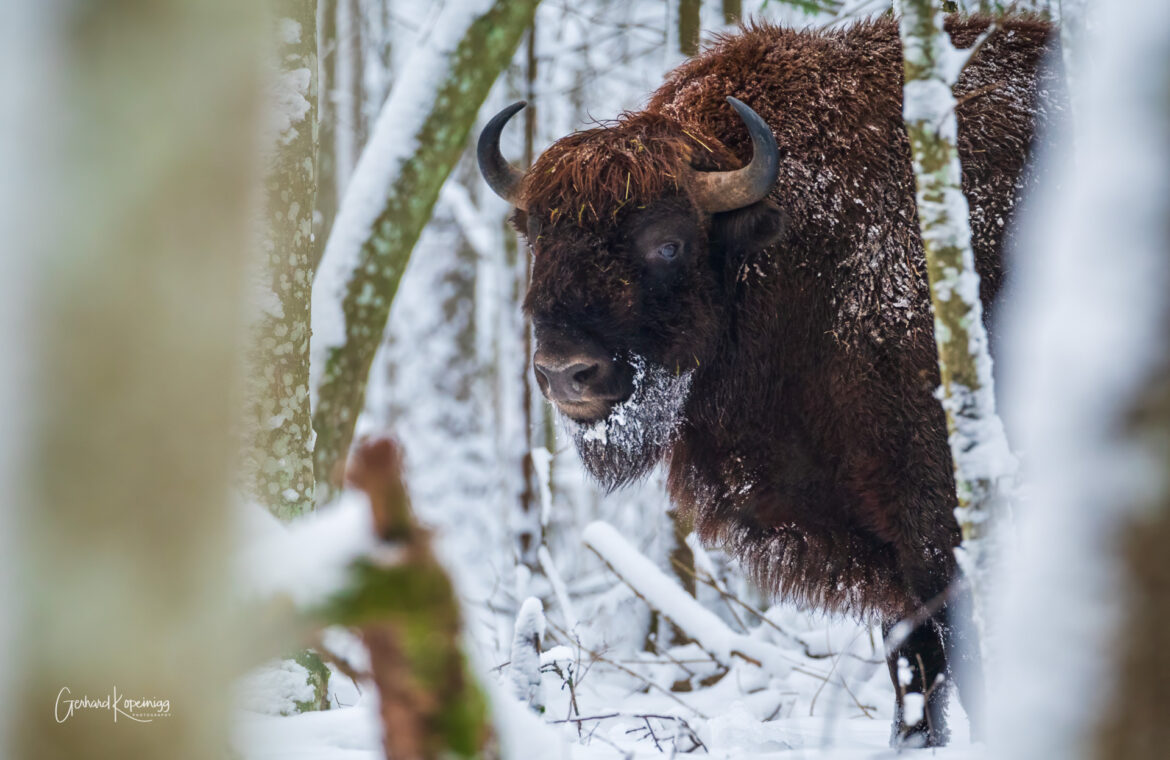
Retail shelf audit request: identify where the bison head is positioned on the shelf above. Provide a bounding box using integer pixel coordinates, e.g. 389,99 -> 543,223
478,98 -> 783,489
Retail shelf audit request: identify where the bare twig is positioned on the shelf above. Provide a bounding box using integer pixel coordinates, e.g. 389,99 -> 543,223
545,619 -> 709,719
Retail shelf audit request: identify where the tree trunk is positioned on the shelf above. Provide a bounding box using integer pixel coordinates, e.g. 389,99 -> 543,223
992,5 -> 1170,757
6,1 -> 260,757
679,0 -> 701,57
1058,0 -> 1089,122
897,1 -> 1015,656
311,0 -> 542,505
247,0 -> 319,520
513,24 -> 546,577
314,0 -> 339,274
722,0 -> 741,24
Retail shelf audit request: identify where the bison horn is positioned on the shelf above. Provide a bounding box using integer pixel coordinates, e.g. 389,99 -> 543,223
477,101 -> 527,206
688,97 -> 779,213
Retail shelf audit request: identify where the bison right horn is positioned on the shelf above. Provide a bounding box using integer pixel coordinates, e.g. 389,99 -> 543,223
687,97 -> 779,213
477,101 -> 527,207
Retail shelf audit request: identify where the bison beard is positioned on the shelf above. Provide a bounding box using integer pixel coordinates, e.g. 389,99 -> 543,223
564,355 -> 692,492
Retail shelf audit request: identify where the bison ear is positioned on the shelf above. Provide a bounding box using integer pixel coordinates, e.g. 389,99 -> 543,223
508,207 -> 530,237
709,199 -> 786,259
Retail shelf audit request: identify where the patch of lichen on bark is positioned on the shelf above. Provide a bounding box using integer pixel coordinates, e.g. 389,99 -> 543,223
249,0 -> 319,521
311,0 -> 541,505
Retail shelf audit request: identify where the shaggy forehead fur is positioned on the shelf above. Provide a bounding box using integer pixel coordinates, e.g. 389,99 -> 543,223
518,112 -> 742,232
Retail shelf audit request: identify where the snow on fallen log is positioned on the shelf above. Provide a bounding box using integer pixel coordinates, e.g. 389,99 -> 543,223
583,521 -> 792,677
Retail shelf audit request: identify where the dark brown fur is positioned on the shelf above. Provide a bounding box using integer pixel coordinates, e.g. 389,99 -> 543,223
515,15 -> 1062,745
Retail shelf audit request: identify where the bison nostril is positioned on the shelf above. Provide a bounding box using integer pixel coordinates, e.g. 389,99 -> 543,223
571,363 -> 599,386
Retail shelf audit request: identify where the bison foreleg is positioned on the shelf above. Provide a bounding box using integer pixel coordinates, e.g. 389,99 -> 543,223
882,615 -> 950,748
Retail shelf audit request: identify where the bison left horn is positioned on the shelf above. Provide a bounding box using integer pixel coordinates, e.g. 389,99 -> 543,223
477,101 -> 527,207
687,97 -> 779,213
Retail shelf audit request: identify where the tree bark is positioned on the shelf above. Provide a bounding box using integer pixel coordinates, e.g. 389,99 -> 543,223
897,1 -> 1015,655
247,0 -> 319,521
513,24 -> 546,576
7,1 -> 261,757
311,0 -> 542,505
679,0 -> 701,57
314,0 -> 339,274
722,0 -> 741,25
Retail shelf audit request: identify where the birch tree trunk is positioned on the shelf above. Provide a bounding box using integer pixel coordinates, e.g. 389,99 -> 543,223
247,0 -> 319,520
311,0 -> 542,505
897,2 -> 1015,652
6,1 -> 260,757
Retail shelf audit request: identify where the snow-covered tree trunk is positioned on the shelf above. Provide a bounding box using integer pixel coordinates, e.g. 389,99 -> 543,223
247,0 -> 319,521
311,0 -> 542,506
6,1 -> 261,756
1058,0 -> 1089,123
994,2 -> 1170,757
897,1 -> 1015,653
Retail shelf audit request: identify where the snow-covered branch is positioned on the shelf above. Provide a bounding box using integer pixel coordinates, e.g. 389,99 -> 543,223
584,521 -> 793,676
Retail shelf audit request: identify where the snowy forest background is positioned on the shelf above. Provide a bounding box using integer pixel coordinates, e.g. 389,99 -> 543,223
1,0 -> 1168,759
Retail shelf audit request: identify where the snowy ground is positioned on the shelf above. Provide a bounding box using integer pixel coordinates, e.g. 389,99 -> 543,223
232,591 -> 979,759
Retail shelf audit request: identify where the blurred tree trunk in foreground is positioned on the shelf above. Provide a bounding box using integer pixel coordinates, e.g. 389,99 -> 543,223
247,0 -> 319,520
1097,376 -> 1170,758
311,0 -> 542,506
994,2 -> 1170,758
898,0 -> 1015,658
7,1 -> 261,758
1087,6 -> 1170,757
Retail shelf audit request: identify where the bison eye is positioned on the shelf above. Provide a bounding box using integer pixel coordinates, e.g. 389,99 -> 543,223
653,242 -> 680,261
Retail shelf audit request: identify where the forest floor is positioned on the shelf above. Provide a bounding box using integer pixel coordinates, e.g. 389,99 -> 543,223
233,593 -> 979,759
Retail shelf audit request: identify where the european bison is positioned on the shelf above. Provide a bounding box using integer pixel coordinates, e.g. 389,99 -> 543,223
478,14 -> 1060,746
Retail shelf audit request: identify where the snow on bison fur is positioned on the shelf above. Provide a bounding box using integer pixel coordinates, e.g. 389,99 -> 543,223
479,14 -> 1061,747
